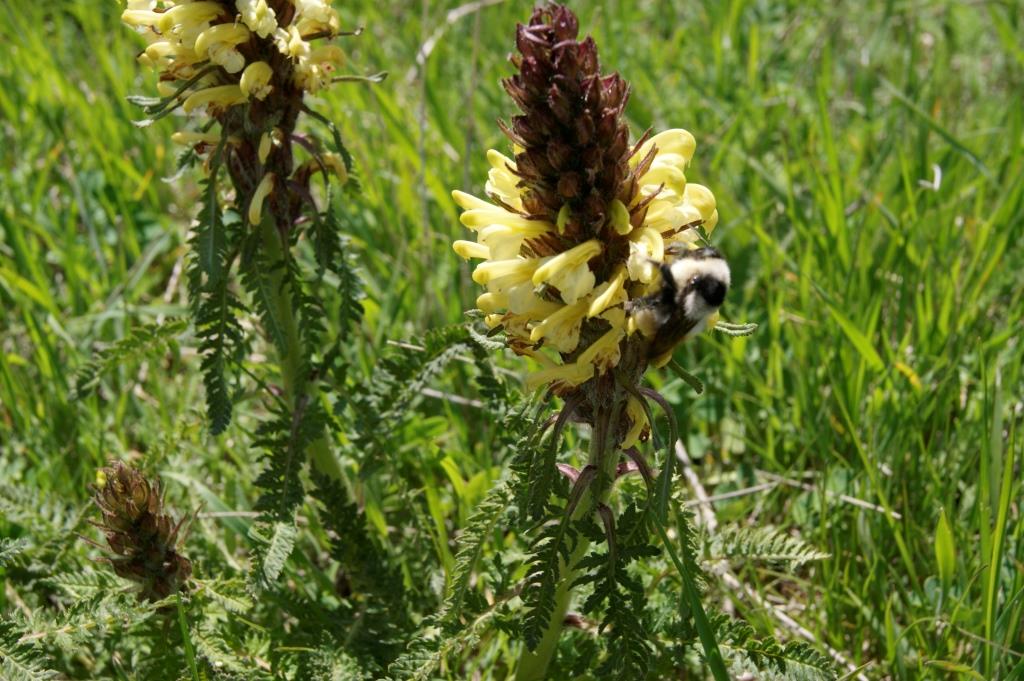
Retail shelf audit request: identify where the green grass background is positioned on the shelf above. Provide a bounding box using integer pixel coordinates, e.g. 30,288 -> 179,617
1,0 -> 1022,678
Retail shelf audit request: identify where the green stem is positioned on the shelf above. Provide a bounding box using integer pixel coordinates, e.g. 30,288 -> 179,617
514,397 -> 624,681
175,594 -> 201,681
258,217 -> 344,481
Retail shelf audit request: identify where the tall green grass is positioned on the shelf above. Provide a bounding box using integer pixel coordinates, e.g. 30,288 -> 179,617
1,0 -> 1022,677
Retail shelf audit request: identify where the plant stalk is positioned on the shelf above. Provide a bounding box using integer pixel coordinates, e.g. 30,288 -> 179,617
258,216 -> 344,481
514,395 -> 624,681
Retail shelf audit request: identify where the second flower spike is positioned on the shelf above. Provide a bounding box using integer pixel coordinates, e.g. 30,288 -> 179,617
452,4 -> 725,420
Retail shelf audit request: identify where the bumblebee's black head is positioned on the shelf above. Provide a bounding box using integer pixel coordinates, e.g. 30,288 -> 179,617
695,272 -> 728,306
665,247 -> 730,303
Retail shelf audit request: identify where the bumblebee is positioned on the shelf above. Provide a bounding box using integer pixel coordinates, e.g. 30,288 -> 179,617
628,247 -> 730,359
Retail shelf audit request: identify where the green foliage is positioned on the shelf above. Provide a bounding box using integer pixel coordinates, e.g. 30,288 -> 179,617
2,1 -> 1023,679
438,480 -> 512,628
70,318 -> 187,399
717,620 -> 837,681
0,538 -> 28,568
339,325 -> 476,473
0,620 -> 58,681
707,526 -> 831,568
188,176 -> 245,435
575,504 -> 659,678
520,508 -> 579,652
239,245 -> 293,359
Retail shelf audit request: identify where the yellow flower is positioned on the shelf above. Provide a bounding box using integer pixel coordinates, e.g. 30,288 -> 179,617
171,131 -> 220,146
194,24 -> 251,74
620,397 -> 650,449
274,25 -> 309,60
237,0 -> 278,39
453,125 -> 718,395
451,27 -> 722,400
182,85 -> 247,114
532,240 -> 602,304
529,299 -> 589,352
158,2 -> 225,35
240,61 -> 274,100
124,0 -> 347,114
485,150 -> 524,211
525,360 -> 594,393
319,153 -> 349,185
248,172 -> 276,225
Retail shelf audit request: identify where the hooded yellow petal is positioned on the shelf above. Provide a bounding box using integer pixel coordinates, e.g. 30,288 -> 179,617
453,240 -> 490,260
248,173 -> 275,225
525,361 -> 594,393
182,85 -> 246,113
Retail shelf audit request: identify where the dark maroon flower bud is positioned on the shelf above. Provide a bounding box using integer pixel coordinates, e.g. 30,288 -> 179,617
92,461 -> 192,602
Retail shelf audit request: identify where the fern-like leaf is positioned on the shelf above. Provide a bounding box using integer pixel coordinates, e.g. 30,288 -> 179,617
188,177 -> 244,435
0,621 -> 58,681
70,318 -> 187,399
249,520 -> 298,588
342,325 -> 473,473
0,538 -> 28,568
388,602 -> 507,681
574,504 -> 658,677
311,472 -> 410,664
718,620 -> 837,680
438,480 -> 512,628
520,511 -> 579,651
239,238 -> 292,358
708,526 -> 830,568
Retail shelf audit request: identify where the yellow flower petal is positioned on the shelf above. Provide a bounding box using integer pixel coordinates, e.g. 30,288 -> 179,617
626,227 -> 665,283
704,209 -> 719,234
529,299 -> 588,352
525,361 -> 594,393
476,292 -> 507,313
171,131 -> 220,146
639,164 -> 686,197
547,264 -> 595,305
620,397 -> 649,449
477,225 -> 530,261
484,149 -> 522,208
122,9 -> 162,28
532,239 -> 602,286
632,128 -> 696,167
587,267 -> 627,318
576,327 -> 624,373
471,258 -> 540,285
238,0 -> 278,38
320,153 -> 348,185
182,84 -> 246,113
158,2 -> 225,33
610,198 -> 632,235
683,183 -> 717,222
460,208 -> 550,233
240,61 -> 273,100
506,287 -> 562,318
248,173 -> 275,225
194,24 -> 251,58
453,240 -> 490,260
452,190 -> 492,211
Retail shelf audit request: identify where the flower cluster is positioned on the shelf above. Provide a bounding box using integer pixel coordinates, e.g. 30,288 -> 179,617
123,0 -> 350,229
124,0 -> 344,98
452,5 -> 719,445
92,462 -> 192,602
